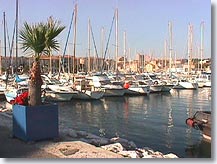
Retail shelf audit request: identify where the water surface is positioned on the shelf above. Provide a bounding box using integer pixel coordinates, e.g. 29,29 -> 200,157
58,88 -> 211,158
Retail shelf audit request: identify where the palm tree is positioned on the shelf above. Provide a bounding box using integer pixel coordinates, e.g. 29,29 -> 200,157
19,17 -> 65,106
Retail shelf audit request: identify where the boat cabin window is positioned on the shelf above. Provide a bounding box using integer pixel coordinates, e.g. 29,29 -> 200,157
100,80 -> 111,85
138,81 -> 147,85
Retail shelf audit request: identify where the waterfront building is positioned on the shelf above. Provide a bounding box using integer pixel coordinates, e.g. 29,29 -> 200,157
0,55 -> 211,75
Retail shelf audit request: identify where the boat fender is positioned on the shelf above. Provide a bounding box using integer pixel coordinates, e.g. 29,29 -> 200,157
186,118 -> 194,127
186,118 -> 203,130
124,82 -> 130,89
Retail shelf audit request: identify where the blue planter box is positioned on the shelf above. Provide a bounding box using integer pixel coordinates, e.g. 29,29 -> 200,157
13,104 -> 59,142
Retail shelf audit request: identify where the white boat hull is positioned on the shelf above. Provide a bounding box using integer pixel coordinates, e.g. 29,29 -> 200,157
173,81 -> 198,89
161,84 -> 174,92
45,91 -> 77,101
103,88 -> 125,97
125,86 -> 150,95
197,81 -> 211,88
150,85 -> 162,93
195,73 -> 211,88
44,84 -> 78,101
72,90 -> 104,100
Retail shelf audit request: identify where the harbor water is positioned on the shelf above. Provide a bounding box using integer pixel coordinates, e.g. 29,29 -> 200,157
58,87 -> 211,158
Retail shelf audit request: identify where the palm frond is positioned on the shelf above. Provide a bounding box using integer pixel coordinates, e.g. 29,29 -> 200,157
19,17 -> 65,60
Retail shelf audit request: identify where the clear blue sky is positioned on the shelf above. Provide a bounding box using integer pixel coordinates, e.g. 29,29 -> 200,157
0,0 -> 212,60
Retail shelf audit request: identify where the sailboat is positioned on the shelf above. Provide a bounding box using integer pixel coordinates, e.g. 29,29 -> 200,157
40,74 -> 78,101
3,1 -> 30,103
123,74 -> 150,95
91,74 -> 125,97
71,75 -> 104,100
173,23 -> 198,90
68,16 -> 105,100
195,22 -> 211,88
0,12 -> 9,98
195,72 -> 211,88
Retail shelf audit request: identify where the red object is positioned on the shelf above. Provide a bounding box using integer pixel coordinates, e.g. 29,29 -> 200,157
123,82 -> 130,89
12,91 -> 29,106
186,118 -> 194,127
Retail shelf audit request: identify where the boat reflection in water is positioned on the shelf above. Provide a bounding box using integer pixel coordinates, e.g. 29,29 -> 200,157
56,88 -> 211,158
165,106 -> 174,149
185,139 -> 211,158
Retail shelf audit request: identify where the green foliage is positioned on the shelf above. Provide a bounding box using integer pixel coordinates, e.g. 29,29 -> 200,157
19,17 -> 65,61
19,17 -> 65,106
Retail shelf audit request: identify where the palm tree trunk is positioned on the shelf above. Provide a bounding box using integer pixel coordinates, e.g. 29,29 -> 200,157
28,61 -> 43,106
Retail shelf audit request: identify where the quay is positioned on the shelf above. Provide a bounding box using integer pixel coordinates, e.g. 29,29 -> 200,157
0,111 -> 122,158
0,107 -> 178,158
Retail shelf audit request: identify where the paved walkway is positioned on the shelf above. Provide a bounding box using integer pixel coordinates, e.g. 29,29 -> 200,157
0,112 -> 122,158
0,125 -> 59,158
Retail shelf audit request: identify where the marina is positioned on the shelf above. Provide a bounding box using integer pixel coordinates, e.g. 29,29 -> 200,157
56,87 -> 211,158
0,87 -> 211,158
0,0 -> 212,159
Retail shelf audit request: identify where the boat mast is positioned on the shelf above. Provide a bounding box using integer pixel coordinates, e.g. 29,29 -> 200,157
168,21 -> 173,72
49,53 -> 52,74
174,51 -> 177,69
101,27 -> 105,62
2,12 -> 7,76
61,9 -> 74,76
48,18 -> 52,75
200,21 -> 204,71
123,31 -> 126,71
187,23 -> 193,77
128,48 -> 131,71
115,8 -> 118,72
58,55 -> 61,73
143,51 -> 146,72
72,3 -> 77,81
100,12 -> 115,73
3,12 -> 6,58
15,0 -> 18,73
197,46 -> 200,70
93,44 -> 97,71
88,18 -> 91,73
164,40 -> 167,69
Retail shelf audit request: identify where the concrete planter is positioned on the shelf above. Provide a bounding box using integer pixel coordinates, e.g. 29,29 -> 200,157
12,104 -> 58,142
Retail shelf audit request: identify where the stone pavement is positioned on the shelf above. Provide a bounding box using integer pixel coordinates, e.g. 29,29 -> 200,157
0,109 -> 178,159
0,112 -> 122,158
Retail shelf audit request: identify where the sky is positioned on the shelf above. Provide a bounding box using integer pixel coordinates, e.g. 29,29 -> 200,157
0,0 -> 212,60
